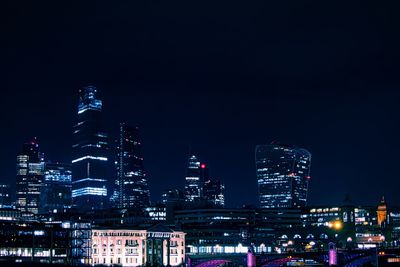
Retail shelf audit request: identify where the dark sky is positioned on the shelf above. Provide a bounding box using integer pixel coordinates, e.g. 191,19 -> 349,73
3,1 -> 400,207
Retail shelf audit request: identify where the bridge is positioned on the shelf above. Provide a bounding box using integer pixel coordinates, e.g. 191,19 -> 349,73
187,248 -> 400,267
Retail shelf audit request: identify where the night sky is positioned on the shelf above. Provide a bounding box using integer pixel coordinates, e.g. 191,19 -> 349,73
3,2 -> 400,207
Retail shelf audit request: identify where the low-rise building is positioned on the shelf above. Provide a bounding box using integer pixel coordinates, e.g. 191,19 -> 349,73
91,224 -> 185,266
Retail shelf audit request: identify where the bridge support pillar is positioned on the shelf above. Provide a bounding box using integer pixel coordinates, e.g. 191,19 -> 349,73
328,242 -> 337,266
247,251 -> 256,267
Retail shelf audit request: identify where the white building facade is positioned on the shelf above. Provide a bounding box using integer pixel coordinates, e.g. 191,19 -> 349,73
91,225 -> 185,266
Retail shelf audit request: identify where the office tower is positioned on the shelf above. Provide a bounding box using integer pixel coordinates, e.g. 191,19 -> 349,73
0,184 -> 12,208
184,155 -> 202,202
40,162 -> 72,214
161,188 -> 185,205
255,142 -> 311,209
161,188 -> 185,223
114,123 -> 150,208
72,86 -> 109,210
203,178 -> 225,207
16,137 -> 45,214
199,163 -> 225,207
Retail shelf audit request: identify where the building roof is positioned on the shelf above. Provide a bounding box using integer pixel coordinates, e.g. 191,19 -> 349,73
147,223 -> 174,233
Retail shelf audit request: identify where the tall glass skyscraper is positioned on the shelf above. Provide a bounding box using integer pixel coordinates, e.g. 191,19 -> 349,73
40,162 -> 72,214
72,86 -> 109,210
255,143 -> 311,209
16,137 -> 45,214
184,155 -> 202,202
114,123 -> 150,208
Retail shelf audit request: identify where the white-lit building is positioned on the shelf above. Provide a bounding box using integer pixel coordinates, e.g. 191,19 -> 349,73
91,224 -> 185,266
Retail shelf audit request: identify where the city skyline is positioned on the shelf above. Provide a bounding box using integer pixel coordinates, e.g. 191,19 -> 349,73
2,85 -> 400,208
4,85 -> 397,207
3,2 -> 400,208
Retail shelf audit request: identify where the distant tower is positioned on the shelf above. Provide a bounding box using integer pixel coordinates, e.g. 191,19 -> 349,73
203,178 -> 225,207
0,184 -> 12,208
184,155 -> 201,202
161,188 -> 185,223
255,142 -> 311,208
114,123 -> 150,208
71,86 -> 109,210
16,137 -> 45,214
377,196 -> 387,227
40,162 -> 72,214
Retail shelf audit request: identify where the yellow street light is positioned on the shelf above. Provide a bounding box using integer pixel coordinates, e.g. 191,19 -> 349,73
333,221 -> 342,230
328,220 -> 343,230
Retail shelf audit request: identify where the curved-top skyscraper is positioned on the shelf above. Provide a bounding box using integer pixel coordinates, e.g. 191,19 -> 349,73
72,86 -> 110,210
255,142 -> 311,209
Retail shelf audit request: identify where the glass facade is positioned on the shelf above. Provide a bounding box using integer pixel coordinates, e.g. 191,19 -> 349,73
203,179 -> 225,207
255,143 -> 311,208
113,123 -> 150,208
39,162 -> 72,214
0,184 -> 12,208
16,137 -> 45,214
72,86 -> 110,210
184,155 -> 201,202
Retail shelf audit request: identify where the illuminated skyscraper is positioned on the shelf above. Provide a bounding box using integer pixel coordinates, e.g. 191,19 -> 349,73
114,123 -> 150,208
184,155 -> 202,202
72,86 -> 109,210
16,137 -> 45,214
40,162 -> 72,214
255,142 -> 311,209
203,178 -> 225,207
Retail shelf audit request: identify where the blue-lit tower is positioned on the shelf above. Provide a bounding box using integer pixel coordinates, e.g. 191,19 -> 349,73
16,137 -> 45,214
40,162 -> 72,214
255,142 -> 311,209
184,155 -> 202,202
0,184 -> 11,208
113,123 -> 150,208
72,86 -> 109,210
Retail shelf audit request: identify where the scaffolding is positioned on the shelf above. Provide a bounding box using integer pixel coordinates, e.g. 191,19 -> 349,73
70,221 -> 92,265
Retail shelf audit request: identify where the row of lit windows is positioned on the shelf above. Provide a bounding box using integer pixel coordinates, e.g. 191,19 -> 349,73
72,187 -> 107,197
93,232 -> 183,239
71,155 -> 108,163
